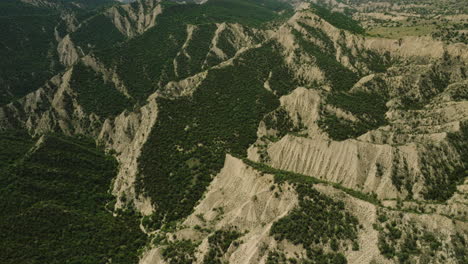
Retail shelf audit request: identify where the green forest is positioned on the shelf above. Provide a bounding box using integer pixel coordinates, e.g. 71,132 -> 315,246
0,0 -> 115,106
318,91 -> 389,140
0,131 -> 146,264
0,12 -> 61,105
70,62 -> 133,117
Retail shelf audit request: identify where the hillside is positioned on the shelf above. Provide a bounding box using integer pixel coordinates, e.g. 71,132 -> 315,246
0,0 -> 467,263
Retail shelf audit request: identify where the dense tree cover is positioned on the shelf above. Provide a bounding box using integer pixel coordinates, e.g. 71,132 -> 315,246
70,62 -> 133,117
162,0 -> 292,27
270,183 -> 359,264
452,233 -> 468,264
174,24 -> 217,78
296,17 -> 390,77
67,0 -> 118,10
215,29 -> 240,59
0,12 -> 62,105
71,13 -> 126,53
270,184 -> 359,246
390,157 -> 415,199
318,91 -> 388,140
136,43 -> 292,229
310,4 -> 365,34
0,131 -> 146,264
423,126 -> 468,201
363,50 -> 392,73
318,114 -> 364,141
0,0 -> 114,17
0,130 -> 35,168
294,18 -> 391,90
0,0 -> 117,106
266,251 -> 288,264
327,91 -> 388,120
94,0 -> 294,101
96,18 -> 187,101
202,229 -> 242,264
162,239 -> 198,264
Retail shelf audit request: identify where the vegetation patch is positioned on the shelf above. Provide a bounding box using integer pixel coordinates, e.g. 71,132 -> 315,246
318,91 -> 388,140
162,239 -> 199,264
367,24 -> 437,39
452,233 -> 468,264
137,43 -> 290,230
270,183 -> 358,264
243,159 -> 381,205
311,4 -> 365,34
241,159 -> 365,264
363,50 -> 392,73
95,0 -> 294,102
202,229 -> 242,264
318,113 -> 364,141
71,13 -> 126,53
270,184 -> 359,247
0,130 -> 35,168
0,11 -> 62,105
423,126 -> 468,201
263,108 -> 305,139
327,91 -> 388,125
96,19 -> 186,101
175,24 -> 217,78
375,211 -> 450,263
291,29 -> 359,91
70,62 -> 132,117
215,29 -> 239,59
297,21 -> 335,53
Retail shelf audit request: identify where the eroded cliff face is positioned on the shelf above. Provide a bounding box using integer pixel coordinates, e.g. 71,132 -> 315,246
105,0 -> 163,38
99,96 -> 159,215
57,35 -> 80,68
249,81 -> 468,200
0,68 -> 101,136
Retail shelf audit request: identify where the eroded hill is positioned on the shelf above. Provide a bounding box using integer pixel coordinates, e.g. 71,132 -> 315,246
0,0 -> 466,263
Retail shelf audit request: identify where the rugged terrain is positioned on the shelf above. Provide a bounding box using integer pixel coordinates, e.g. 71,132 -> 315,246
0,0 -> 467,263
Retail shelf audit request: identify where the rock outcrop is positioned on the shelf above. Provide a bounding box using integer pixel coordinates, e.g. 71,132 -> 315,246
105,0 -> 163,38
